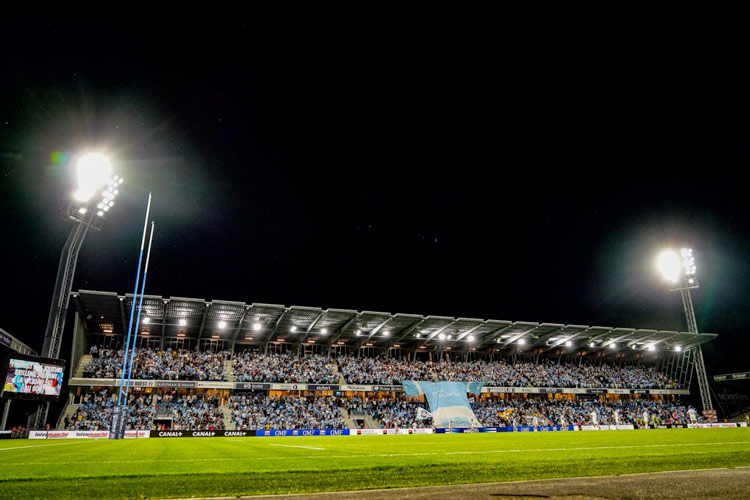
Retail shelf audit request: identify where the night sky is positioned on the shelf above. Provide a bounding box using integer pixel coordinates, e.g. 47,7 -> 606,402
1,11 -> 748,375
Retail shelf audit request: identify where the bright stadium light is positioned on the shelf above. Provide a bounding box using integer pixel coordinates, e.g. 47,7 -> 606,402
675,345 -> 682,352
467,335 -> 475,342
290,326 -> 297,333
589,342 -> 595,348
178,318 -> 187,327
438,333 -> 446,340
657,250 -> 682,283
517,338 -> 526,345
253,322 -> 262,331
320,328 -> 328,335
73,153 -> 112,201
609,343 -> 616,349
142,317 -> 150,324
565,340 -> 572,347
383,331 -> 389,337
355,330 -> 361,336
648,344 -> 656,351
218,320 -> 227,329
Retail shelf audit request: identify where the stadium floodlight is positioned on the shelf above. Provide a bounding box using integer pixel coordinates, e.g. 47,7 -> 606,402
253,322 -> 262,331
447,335 -> 452,340
321,328 -> 328,335
37,151 -> 127,428
655,247 -> 711,411
565,340 -> 572,347
589,342 -> 595,348
290,326 -> 297,333
218,320 -> 227,329
178,318 -> 187,327
73,153 -> 112,201
355,330 -> 361,336
142,317 -> 150,324
648,344 -> 656,351
657,248 -> 698,287
383,331 -> 389,337
517,338 -> 526,345
467,335 -> 475,342
438,333 -> 446,340
416,333 -> 420,339
609,343 -> 616,349
675,345 -> 682,352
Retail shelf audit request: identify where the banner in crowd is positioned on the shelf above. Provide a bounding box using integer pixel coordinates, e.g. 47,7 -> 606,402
67,377 -> 690,396
403,381 -> 484,428
0,430 -> 13,439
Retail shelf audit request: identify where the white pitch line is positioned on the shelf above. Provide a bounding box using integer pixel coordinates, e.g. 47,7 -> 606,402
268,443 -> 326,451
227,439 -> 244,442
0,442 -> 85,452
4,440 -> 750,466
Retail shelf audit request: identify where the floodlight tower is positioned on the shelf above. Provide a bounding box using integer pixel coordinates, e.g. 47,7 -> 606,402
37,153 -> 123,427
657,248 -> 713,412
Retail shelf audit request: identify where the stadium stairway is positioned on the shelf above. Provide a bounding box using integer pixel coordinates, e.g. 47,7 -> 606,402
225,359 -> 235,382
57,401 -> 80,429
338,407 -> 357,429
364,415 -> 380,429
221,406 -> 236,430
74,354 -> 92,378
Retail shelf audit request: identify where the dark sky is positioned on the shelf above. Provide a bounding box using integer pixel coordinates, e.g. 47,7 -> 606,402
1,10 -> 748,373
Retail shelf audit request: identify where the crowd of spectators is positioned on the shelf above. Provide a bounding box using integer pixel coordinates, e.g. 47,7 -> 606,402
83,346 -> 229,381
66,389 -> 153,430
228,393 -> 345,429
337,357 -> 678,389
66,389 -> 225,430
471,398 -> 701,428
232,351 -> 340,383
81,346 -> 681,389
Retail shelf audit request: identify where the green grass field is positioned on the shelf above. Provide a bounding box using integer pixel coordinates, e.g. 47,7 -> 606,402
1,428 -> 749,499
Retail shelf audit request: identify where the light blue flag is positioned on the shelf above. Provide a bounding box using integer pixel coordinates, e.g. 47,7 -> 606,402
402,381 -> 484,428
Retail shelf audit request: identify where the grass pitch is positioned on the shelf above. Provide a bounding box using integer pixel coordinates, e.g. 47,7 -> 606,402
1,428 -> 749,499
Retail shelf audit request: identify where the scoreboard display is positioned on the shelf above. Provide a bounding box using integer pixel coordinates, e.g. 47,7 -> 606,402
1,354 -> 66,401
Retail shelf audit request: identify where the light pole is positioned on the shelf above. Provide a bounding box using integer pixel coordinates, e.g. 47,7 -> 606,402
657,248 -> 713,412
37,153 -> 122,428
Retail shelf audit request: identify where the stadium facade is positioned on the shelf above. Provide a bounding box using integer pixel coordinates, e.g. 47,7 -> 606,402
58,289 -> 718,431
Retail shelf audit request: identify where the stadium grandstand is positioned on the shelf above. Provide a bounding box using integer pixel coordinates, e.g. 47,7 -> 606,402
59,289 -> 718,432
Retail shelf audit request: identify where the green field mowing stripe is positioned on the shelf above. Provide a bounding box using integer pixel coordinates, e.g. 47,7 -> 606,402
1,429 -> 749,499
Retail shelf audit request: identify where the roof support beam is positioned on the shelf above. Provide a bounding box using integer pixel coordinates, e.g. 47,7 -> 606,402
420,320 -> 458,347
586,329 -> 636,355
299,311 -> 326,343
267,308 -> 289,341
395,317 -> 428,343
497,324 -> 541,349
367,316 -> 395,341
544,326 -> 590,352
580,328 -> 615,350
331,312 -> 361,343
447,321 -> 485,348
197,303 -> 210,340
478,323 -> 516,349
160,299 -> 169,346
230,305 -> 251,350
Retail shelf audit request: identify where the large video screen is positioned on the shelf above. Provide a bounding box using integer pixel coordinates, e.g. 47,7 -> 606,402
1,354 -> 66,401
